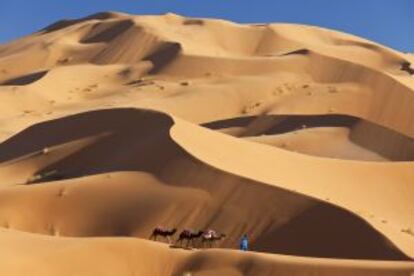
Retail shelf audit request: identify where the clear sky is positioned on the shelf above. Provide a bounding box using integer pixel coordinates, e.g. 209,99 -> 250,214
0,0 -> 413,52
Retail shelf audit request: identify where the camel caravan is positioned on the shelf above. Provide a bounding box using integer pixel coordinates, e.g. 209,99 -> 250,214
150,227 -> 226,249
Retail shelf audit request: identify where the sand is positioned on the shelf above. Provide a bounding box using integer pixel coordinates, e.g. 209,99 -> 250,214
0,12 -> 414,275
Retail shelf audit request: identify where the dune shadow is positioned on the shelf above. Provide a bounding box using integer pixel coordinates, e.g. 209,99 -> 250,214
183,19 -> 204,26
1,70 -> 48,86
39,12 -> 121,34
0,108 -> 179,179
203,114 -> 358,135
80,20 -> 134,44
280,48 -> 310,56
144,42 -> 182,74
203,114 -> 414,161
252,203 -> 409,260
401,62 -> 414,75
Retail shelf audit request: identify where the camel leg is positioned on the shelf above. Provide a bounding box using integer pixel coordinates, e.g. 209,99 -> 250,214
167,236 -> 171,244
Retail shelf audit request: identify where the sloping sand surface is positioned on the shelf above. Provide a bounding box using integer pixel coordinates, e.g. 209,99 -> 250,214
0,229 -> 413,276
0,12 -> 414,275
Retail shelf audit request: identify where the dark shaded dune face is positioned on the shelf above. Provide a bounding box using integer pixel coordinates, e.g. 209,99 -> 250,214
0,108 -> 408,260
253,203 -> 409,260
279,48 -> 310,56
83,11 -> 125,21
203,114 -> 358,136
80,20 -> 135,44
401,62 -> 414,75
182,18 -> 204,26
144,42 -> 182,74
89,26 -> 163,65
0,108 -> 177,177
204,114 -> 414,161
0,70 -> 48,86
39,11 -> 123,34
40,19 -> 83,34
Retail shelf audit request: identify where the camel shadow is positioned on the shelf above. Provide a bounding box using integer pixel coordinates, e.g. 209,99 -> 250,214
169,244 -> 193,250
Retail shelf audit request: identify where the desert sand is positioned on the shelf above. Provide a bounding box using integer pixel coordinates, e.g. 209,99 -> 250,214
0,12 -> 414,275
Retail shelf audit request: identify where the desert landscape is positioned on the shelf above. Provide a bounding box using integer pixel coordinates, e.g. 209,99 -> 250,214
0,11 -> 414,275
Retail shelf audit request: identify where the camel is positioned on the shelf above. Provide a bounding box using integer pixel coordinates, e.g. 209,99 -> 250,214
176,229 -> 204,248
201,230 -> 226,248
149,227 -> 177,244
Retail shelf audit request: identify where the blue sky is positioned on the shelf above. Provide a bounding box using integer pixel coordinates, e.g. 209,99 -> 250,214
0,0 -> 413,52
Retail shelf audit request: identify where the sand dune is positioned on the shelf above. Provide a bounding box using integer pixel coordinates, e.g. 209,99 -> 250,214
0,12 -> 414,275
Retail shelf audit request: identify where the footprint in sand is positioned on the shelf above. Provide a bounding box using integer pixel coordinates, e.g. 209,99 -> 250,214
57,188 -> 66,197
279,142 -> 288,148
401,228 -> 414,236
328,86 -> 338,93
273,87 -> 284,95
242,102 -> 262,114
283,83 -> 294,90
57,57 -> 72,64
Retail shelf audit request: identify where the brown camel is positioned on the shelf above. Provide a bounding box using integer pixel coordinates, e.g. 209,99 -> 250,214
201,230 -> 226,248
149,227 -> 177,244
176,229 -> 204,248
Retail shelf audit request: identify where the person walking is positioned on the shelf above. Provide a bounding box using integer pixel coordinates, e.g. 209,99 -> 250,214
240,234 -> 248,251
